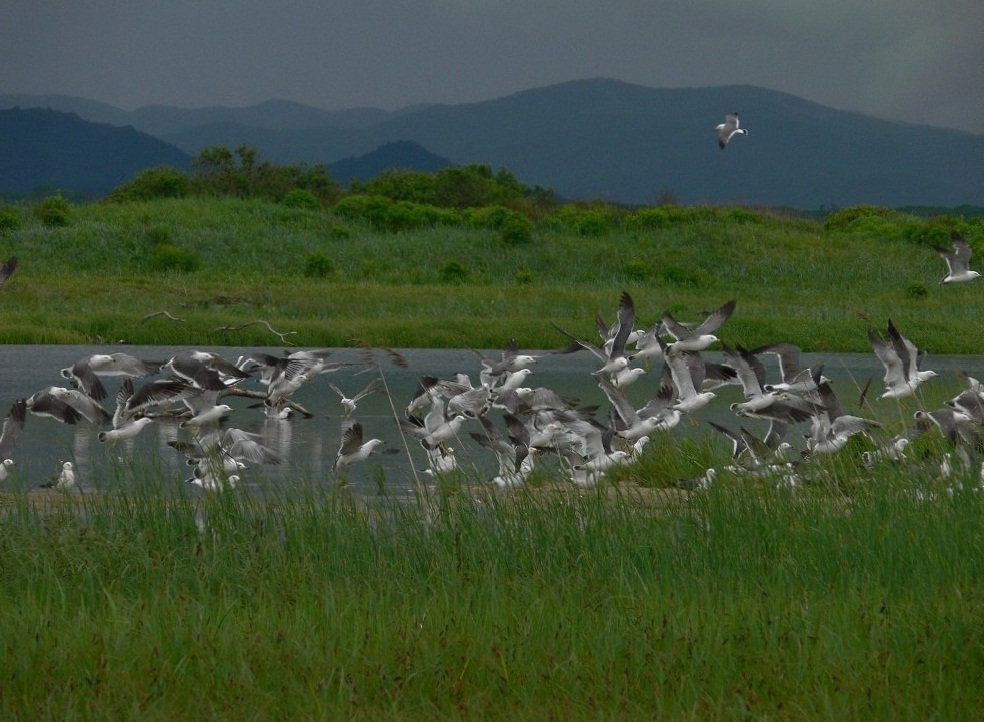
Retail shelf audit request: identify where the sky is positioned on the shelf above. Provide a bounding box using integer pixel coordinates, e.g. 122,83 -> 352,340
2,0 -> 982,134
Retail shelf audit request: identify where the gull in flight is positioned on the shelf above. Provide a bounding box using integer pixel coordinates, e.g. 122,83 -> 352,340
868,319 -> 937,399
716,112 -> 748,150
934,230 -> 980,283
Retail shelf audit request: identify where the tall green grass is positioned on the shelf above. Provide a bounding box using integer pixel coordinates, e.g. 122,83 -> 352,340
2,464 -> 983,719
0,197 -> 981,350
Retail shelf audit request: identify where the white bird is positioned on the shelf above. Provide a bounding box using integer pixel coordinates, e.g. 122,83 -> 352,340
470,413 -> 531,488
553,290 -> 635,377
0,398 -> 26,460
806,382 -> 880,455
334,420 -> 385,473
716,112 -> 748,149
26,387 -> 111,425
665,348 -> 716,413
934,231 -> 979,283
40,461 -> 76,490
187,469 -> 240,492
328,377 -> 381,416
868,319 -> 937,399
60,352 -> 163,401
661,299 -> 736,352
98,379 -> 156,444
0,458 -> 15,482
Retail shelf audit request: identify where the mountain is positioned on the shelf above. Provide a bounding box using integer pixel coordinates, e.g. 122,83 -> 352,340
0,108 -> 190,198
4,80 -> 984,207
328,140 -> 452,183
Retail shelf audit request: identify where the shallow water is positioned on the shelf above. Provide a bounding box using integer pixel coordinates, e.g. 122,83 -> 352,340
0,344 -> 979,497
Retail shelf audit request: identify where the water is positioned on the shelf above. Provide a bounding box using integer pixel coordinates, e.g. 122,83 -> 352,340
0,344 -> 979,497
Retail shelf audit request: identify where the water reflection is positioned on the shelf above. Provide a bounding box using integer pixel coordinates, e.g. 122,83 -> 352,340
0,344 -> 980,497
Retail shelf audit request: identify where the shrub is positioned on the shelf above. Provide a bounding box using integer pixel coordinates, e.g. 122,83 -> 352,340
0,206 -> 21,234
110,166 -> 191,202
823,204 -> 893,232
499,214 -> 533,246
623,258 -> 652,281
151,244 -> 199,273
304,252 -> 335,279
144,225 -> 172,245
38,195 -> 72,227
282,189 -> 322,211
438,260 -> 469,283
905,282 -> 929,299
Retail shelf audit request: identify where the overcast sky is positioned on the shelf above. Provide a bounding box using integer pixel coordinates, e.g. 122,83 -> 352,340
2,0 -> 982,133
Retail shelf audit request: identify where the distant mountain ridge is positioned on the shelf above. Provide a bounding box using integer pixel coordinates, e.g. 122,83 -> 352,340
0,107 -> 190,198
3,79 -> 983,207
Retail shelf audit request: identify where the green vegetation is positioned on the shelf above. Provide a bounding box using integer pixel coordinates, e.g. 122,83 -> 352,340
2,155 -> 984,718
2,469 -> 983,719
0,183 -> 980,350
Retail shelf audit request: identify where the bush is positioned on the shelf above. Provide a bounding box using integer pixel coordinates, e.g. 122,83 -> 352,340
281,189 -> 322,211
905,282 -> 929,299
37,195 -> 72,227
304,252 -> 335,278
823,204 -> 893,232
438,260 -> 469,283
0,206 -> 21,234
499,214 -> 533,246
110,166 -> 191,202
150,244 -> 199,273
144,225 -> 172,245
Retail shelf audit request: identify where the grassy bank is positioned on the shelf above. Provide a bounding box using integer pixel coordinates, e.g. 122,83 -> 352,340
0,197 -> 981,351
2,471 -> 983,720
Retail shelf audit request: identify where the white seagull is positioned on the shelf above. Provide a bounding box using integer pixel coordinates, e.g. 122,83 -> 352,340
934,230 -> 980,283
334,420 -> 385,473
716,112 -> 748,149
868,319 -> 937,399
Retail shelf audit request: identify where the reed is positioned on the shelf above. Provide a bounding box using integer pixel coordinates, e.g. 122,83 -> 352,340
1,459 -> 982,719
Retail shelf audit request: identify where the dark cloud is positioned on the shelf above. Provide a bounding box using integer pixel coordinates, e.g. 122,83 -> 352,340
1,0 -> 981,133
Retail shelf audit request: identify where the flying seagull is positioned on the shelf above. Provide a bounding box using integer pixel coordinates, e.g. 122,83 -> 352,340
716,112 -> 748,149
934,230 -> 980,283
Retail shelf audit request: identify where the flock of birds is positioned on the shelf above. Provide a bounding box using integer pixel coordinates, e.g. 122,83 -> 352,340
0,194 -> 979,495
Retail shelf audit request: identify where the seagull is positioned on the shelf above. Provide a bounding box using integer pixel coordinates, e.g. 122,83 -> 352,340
0,398 -> 26,461
328,378 -> 381,416
470,413 -> 531,488
716,112 -> 748,149
334,420 -> 385,473
934,230 -> 980,283
40,461 -> 76,490
187,468 -> 240,492
868,319 -> 937,399
163,350 -> 250,391
664,347 -> 716,413
97,379 -> 156,444
26,387 -> 110,425
805,381 -> 880,455
553,290 -> 636,377
60,352 -> 163,401
0,458 -> 14,482
661,299 -> 736,352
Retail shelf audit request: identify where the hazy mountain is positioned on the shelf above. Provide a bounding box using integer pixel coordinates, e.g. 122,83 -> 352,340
0,108 -> 190,197
4,80 -> 983,207
328,140 -> 452,184
0,93 -> 405,136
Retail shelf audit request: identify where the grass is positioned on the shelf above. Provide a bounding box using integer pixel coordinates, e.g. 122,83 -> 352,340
2,195 -> 984,718
0,196 -> 981,350
2,468 -> 983,719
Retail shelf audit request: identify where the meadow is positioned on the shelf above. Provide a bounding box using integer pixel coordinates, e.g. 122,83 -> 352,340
0,195 -> 981,352
1,192 -> 984,719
